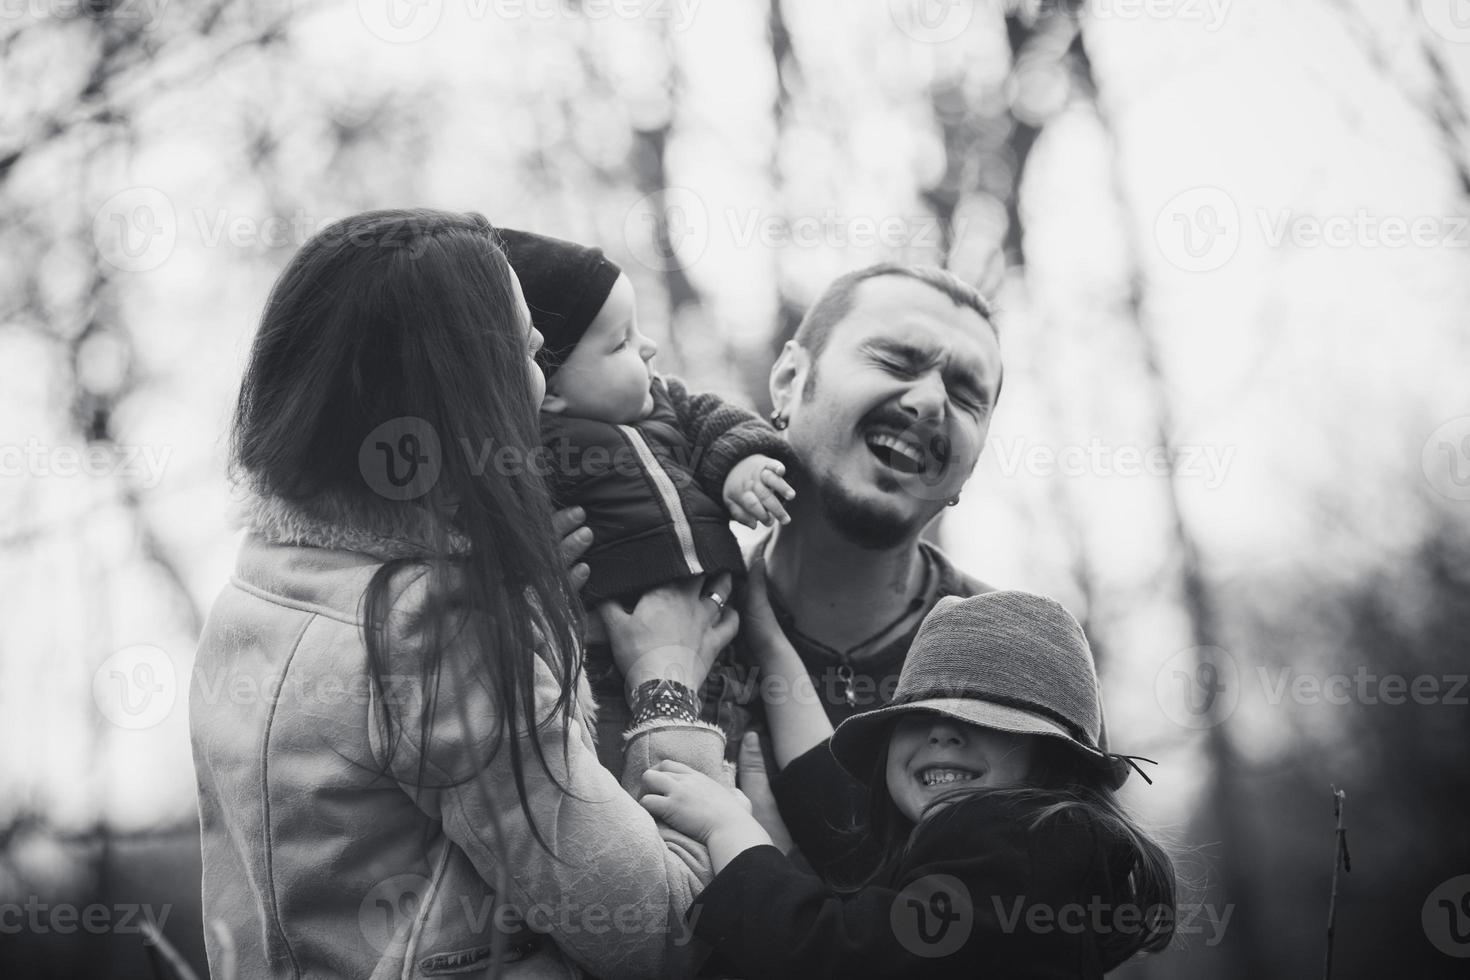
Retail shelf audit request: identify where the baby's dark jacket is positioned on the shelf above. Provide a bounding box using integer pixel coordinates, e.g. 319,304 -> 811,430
540,375 -> 790,604
692,740 -> 1138,979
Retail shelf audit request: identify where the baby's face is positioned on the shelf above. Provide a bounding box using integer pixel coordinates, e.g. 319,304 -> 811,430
884,713 -> 1039,822
544,274 -> 658,423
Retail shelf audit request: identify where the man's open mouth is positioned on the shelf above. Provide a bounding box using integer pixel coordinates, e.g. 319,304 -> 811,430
916,766 -> 980,787
864,427 -> 949,477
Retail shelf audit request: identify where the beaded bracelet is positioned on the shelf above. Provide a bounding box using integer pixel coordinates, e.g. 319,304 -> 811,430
629,677 -> 701,727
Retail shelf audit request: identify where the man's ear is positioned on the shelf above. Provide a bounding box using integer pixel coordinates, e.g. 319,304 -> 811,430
768,340 -> 809,416
541,391 -> 569,414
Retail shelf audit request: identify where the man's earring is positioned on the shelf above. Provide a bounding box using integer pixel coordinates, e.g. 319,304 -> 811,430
769,410 -> 789,431
947,496 -> 960,507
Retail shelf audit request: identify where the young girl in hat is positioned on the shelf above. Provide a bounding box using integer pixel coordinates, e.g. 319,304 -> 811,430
640,565 -> 1176,978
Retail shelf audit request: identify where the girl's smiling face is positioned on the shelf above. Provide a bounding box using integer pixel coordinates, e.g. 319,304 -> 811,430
884,713 -> 1041,822
542,273 -> 658,423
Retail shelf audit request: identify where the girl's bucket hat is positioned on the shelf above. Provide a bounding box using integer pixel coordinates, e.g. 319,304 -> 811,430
829,591 -> 1154,790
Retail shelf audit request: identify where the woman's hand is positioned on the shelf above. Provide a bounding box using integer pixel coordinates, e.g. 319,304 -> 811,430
640,760 -> 773,872
598,572 -> 739,697
552,505 -> 592,592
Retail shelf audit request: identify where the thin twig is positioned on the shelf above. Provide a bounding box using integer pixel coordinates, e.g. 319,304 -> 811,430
1323,785 -> 1350,979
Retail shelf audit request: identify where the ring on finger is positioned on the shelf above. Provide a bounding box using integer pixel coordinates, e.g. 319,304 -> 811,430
704,591 -> 727,611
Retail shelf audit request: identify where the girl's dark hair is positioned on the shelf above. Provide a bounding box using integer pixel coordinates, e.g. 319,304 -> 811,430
860,731 -> 1176,969
230,208 -> 583,851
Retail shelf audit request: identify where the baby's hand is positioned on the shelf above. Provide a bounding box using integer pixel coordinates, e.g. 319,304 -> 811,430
723,454 -> 795,528
639,760 -> 753,842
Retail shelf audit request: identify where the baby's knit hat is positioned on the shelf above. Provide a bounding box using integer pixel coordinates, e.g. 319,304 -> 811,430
498,228 -> 622,381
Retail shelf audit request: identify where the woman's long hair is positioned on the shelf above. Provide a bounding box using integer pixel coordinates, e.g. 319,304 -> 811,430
859,734 -> 1177,969
230,208 -> 583,852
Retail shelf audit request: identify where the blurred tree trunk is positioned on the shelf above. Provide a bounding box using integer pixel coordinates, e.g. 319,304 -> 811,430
1068,24 -> 1265,978
755,0 -> 803,412
629,22 -> 702,369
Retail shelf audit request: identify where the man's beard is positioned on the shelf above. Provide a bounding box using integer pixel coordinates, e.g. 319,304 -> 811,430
814,471 -> 919,550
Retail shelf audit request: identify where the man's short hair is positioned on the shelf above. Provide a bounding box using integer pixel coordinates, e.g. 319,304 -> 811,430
791,263 -> 995,360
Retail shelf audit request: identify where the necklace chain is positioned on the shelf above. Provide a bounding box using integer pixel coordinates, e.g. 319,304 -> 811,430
762,541 -> 934,707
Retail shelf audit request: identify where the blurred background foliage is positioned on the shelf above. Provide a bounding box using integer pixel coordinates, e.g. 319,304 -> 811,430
1,0 -> 1468,976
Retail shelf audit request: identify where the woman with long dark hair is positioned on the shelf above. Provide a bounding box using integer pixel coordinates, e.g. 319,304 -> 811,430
191,208 -> 737,979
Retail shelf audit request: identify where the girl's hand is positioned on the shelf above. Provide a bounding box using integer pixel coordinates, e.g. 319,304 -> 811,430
745,559 -> 834,768
743,557 -> 796,670
551,505 -> 592,592
599,573 -> 739,697
722,455 -> 795,528
736,732 -> 795,853
640,760 -> 773,871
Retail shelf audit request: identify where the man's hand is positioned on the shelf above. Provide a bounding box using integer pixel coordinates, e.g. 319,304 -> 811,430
723,454 -> 795,528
